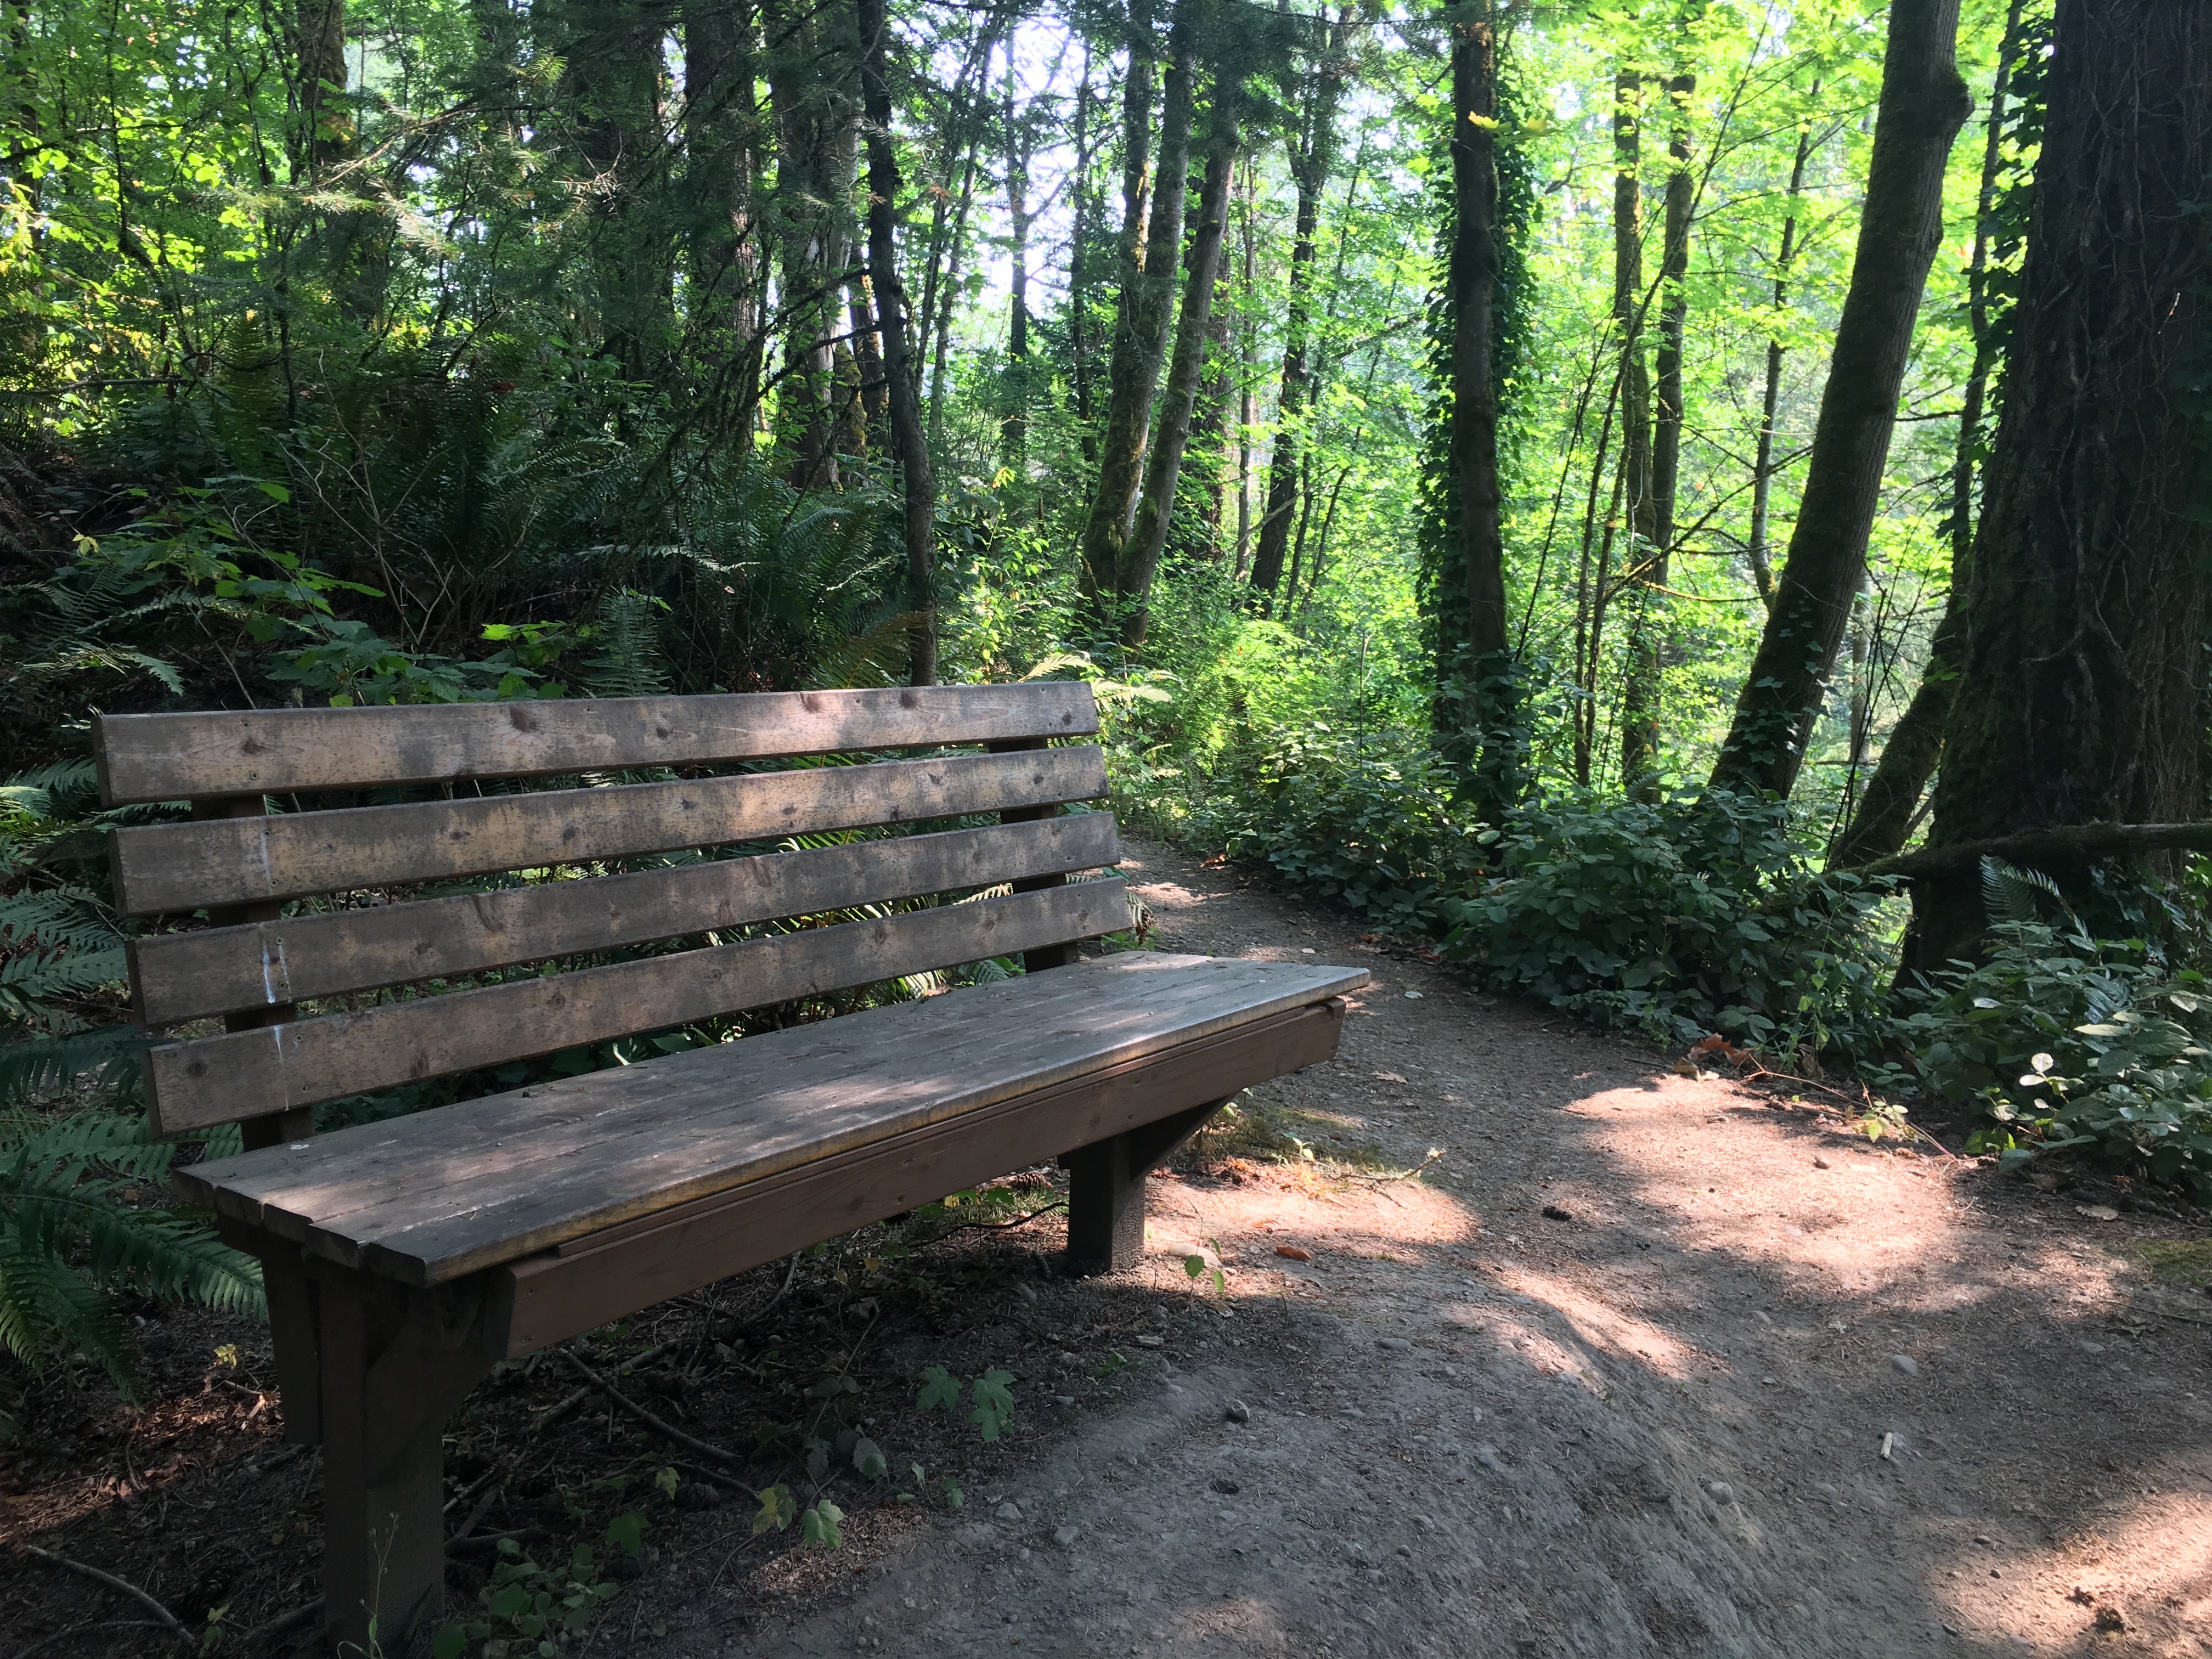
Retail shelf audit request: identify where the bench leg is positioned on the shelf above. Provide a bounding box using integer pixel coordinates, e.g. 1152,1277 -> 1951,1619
306,1269 -> 496,1657
320,1284 -> 447,1657
1063,1098 -> 1229,1276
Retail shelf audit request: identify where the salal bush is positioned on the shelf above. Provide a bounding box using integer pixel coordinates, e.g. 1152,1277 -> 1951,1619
1441,789 -> 1894,1051
1890,923 -> 2212,1199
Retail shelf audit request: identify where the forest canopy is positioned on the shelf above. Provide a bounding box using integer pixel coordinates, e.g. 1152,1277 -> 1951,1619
5,0 -> 2212,1243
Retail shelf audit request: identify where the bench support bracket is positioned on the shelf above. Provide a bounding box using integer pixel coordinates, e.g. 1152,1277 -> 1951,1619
1063,1098 -> 1227,1275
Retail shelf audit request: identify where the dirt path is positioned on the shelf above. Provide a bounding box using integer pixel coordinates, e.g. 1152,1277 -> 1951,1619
684,838 -> 2212,1659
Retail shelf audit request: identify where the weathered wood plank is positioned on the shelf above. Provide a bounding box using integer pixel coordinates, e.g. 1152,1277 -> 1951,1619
146,878 -> 1135,1133
110,745 -> 1107,916
182,950 -> 1287,1241
490,1002 -> 1343,1355
129,814 -> 1121,1026
93,683 -> 1100,805
171,953 -> 1368,1279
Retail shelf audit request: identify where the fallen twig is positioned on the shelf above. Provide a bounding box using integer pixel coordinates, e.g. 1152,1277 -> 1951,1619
932,1199 -> 1068,1237
1362,1148 -> 1446,1185
535,1338 -> 678,1429
558,1351 -> 761,1494
1742,1068 -> 1961,1160
18,1544 -> 195,1651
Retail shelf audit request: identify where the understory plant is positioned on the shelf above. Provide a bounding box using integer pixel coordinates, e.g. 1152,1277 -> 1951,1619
1442,787 -> 1896,1051
1889,915 -> 2212,1201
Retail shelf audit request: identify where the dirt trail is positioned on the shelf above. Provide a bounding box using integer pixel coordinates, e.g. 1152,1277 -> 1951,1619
687,838 -> 2212,1659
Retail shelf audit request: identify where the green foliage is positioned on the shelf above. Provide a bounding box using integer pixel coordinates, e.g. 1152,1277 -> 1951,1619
917,1363 -> 1016,1442
436,1532 -> 633,1659
1207,725 -> 1492,931
1443,789 -> 1897,1051
0,1109 -> 262,1421
1889,921 -> 2212,1201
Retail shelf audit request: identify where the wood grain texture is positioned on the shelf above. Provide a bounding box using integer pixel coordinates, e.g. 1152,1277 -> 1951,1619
93,682 -> 1099,805
146,878 -> 1136,1133
110,744 -> 1107,916
173,953 -> 1369,1280
129,814 -> 1122,1026
490,1001 -> 1343,1354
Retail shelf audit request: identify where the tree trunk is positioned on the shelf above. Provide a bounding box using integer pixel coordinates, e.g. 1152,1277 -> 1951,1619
767,0 -> 859,487
1707,0 -> 1970,799
1119,106 -> 1240,645
1075,0 -> 1195,619
1068,51 -> 1100,461
684,0 -> 763,458
1832,4 -> 2027,868
1233,156 -> 1257,577
1622,70 -> 1693,797
1907,0 -> 2212,969
1246,14 -> 1350,612
1745,102 -> 1816,610
1001,50 -> 1033,465
857,0 -> 938,684
1446,2 -> 1516,807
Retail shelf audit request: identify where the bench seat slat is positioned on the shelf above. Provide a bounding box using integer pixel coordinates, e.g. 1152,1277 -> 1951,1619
110,745 -> 1105,916
145,879 -> 1132,1133
172,954 -> 1370,1285
93,684 -> 1099,805
129,815 -> 1120,1026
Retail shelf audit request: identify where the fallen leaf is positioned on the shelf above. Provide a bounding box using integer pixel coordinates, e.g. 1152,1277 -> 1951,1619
1275,1245 -> 1314,1262
1670,1058 -> 1699,1078
1373,1071 -> 1408,1084
2094,1607 -> 2127,1633
2076,1204 -> 2120,1222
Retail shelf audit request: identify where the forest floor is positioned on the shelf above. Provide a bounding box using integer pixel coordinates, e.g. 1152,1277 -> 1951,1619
7,837 -> 2212,1658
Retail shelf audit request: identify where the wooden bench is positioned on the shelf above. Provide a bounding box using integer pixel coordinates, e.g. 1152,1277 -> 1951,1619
96,684 -> 1366,1655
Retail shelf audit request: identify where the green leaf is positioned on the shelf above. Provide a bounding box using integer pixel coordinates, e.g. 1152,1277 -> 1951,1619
752,1483 -> 797,1536
917,1364 -> 960,1412
969,1369 -> 1015,1442
605,1512 -> 648,1556
432,1624 -> 467,1659
801,1500 -> 845,1549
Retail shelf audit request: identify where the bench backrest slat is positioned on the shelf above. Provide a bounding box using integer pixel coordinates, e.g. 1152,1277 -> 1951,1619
102,685 -> 1122,1138
93,684 -> 1097,804
144,879 -> 1128,1133
128,815 -> 1118,1027
109,746 -> 1103,916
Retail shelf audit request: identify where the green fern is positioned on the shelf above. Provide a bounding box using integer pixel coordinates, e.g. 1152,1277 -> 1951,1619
0,1110 -> 263,1425
580,590 -> 674,699
1981,856 -> 2076,932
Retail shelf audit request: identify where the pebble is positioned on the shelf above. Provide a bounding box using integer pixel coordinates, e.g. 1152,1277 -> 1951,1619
1052,1526 -> 1079,1548
1892,1354 -> 1920,1376
1016,1283 -> 1039,1304
2080,1341 -> 2105,1354
1338,1406 -> 1364,1420
1054,1395 -> 1076,1407
1404,991 -> 1424,1000
1475,1444 -> 1503,1472
995,1502 -> 1023,1522
1377,1336 -> 1413,1352
1707,1482 -> 1734,1502
1211,1479 -> 1240,1494
1226,1400 -> 1251,1424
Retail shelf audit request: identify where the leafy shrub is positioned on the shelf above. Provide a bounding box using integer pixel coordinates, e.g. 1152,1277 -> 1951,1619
1203,724 -> 1492,932
1442,788 -> 1896,1051
1888,920 -> 2212,1201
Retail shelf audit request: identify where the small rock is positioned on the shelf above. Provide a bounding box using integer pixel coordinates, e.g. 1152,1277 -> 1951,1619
1813,1157 -> 1832,1170
1053,1395 -> 1076,1407
995,1502 -> 1023,1522
1016,1282 -> 1039,1304
1135,1334 -> 1164,1348
1541,1205 -> 1573,1222
1338,1406 -> 1364,1420
1404,991 -> 1424,1000
1275,1245 -> 1314,1262
1973,1533 -> 1992,1544
1395,1544 -> 1412,1557
1891,1354 -> 1920,1376
1211,1478 -> 1240,1494
1707,1481 -> 1734,1503
1226,1400 -> 1252,1424
1377,1336 -> 1413,1352
2076,1204 -> 2120,1222
1475,1444 -> 1503,1472
2079,1340 -> 2106,1355
1052,1525 -> 1079,1548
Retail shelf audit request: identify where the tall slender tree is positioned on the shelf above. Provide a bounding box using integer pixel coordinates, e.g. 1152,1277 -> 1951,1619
1246,9 -> 1352,610
857,0 -> 937,683
1706,0 -> 1971,799
1076,0 -> 1196,620
1744,94 -> 1818,608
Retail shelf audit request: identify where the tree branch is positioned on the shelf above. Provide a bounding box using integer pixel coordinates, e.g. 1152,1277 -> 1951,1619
1853,822 -> 2212,881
